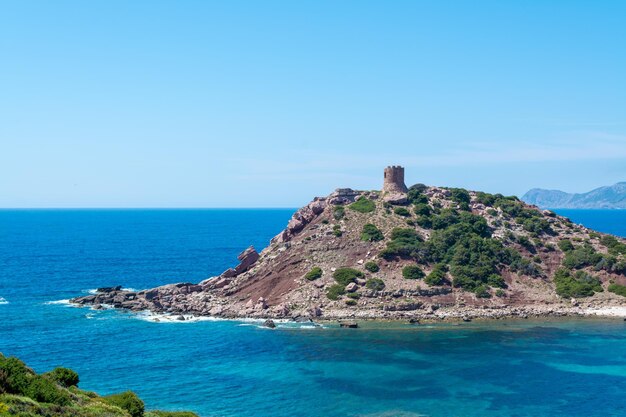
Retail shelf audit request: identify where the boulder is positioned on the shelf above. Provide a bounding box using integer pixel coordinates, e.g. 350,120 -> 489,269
234,246 -> 260,274
345,282 -> 358,293
219,246 -> 260,278
328,188 -> 360,205
339,321 -> 358,328
383,192 -> 408,205
263,319 -> 276,329
255,297 -> 268,310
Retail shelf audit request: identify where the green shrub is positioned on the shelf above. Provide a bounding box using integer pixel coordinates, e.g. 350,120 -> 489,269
333,206 -> 345,220
402,265 -> 424,279
407,184 -> 428,204
361,224 -> 384,242
349,197 -> 376,213
554,268 -> 602,298
608,283 -> 626,297
0,355 -> 32,395
364,261 -> 379,272
475,191 -> 496,206
425,264 -> 447,286
332,224 -> 343,237
345,299 -> 357,306
600,235 -> 626,255
450,188 -> 471,204
558,239 -> 575,252
365,278 -> 385,291
612,261 -> 626,275
562,245 -> 602,269
346,292 -> 361,299
414,203 -> 431,216
304,267 -> 323,281
432,209 -> 460,230
333,268 -> 364,285
326,284 -> 346,300
379,228 -> 423,260
415,215 -> 433,229
105,391 -> 145,417
393,207 -> 411,217
517,235 -> 535,252
495,289 -> 505,297
474,285 -> 491,298
46,367 -> 79,388
26,376 -> 71,406
522,217 -> 554,235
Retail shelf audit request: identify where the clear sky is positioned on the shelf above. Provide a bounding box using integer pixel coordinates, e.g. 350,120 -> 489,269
1,1 -> 625,208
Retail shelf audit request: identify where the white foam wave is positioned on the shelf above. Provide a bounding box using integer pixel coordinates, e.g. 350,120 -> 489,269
132,311 -> 324,328
0,297 -> 8,305
134,311 -> 222,323
44,299 -> 72,306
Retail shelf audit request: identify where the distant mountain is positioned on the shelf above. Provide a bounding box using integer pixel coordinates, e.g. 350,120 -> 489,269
522,182 -> 626,209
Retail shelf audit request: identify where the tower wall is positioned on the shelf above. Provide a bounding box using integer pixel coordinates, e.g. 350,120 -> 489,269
383,166 -> 408,193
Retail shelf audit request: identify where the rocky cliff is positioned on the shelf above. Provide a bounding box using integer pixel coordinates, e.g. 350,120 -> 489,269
72,168 -> 626,321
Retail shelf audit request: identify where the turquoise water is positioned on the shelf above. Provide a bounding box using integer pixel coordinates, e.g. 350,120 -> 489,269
1,209 -> 626,416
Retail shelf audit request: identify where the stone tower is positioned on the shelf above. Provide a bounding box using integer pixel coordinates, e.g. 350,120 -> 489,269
383,165 -> 408,194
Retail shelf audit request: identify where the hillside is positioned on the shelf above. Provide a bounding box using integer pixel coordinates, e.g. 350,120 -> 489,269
522,182 -> 626,209
72,167 -> 626,321
0,353 -> 198,417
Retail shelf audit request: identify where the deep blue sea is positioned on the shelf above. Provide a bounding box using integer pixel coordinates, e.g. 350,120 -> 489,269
2,208 -> 626,417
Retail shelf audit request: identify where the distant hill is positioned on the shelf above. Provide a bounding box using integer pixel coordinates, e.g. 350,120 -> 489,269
522,182 -> 626,209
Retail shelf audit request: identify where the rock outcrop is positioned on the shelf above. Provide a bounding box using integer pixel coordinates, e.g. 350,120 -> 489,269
220,246 -> 259,278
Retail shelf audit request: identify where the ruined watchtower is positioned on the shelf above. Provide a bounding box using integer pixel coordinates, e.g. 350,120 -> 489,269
383,165 -> 408,194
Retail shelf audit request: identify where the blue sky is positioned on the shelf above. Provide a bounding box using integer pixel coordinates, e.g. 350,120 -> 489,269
1,1 -> 625,207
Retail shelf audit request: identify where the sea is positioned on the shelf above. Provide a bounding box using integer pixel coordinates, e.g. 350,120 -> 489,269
1,208 -> 626,417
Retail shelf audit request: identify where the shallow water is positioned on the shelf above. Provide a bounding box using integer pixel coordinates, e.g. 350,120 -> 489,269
1,208 -> 626,416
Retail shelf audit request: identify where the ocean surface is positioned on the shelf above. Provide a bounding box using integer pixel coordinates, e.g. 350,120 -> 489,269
1,208 -> 626,417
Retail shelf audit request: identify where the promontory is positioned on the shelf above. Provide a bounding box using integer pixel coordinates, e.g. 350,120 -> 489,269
72,167 -> 626,321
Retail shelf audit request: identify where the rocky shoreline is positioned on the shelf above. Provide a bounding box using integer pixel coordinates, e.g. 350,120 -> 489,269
72,284 -> 626,324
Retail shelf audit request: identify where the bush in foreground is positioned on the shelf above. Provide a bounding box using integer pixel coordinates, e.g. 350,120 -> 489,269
0,353 -> 199,417
105,391 -> 145,417
46,367 -> 79,388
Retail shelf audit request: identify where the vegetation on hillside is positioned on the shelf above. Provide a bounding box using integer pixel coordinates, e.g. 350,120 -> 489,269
0,353 -> 198,417
373,185 -> 626,299
349,197 -> 376,213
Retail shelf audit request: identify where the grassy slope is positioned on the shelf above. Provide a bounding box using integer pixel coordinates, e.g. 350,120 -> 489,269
0,354 -> 198,417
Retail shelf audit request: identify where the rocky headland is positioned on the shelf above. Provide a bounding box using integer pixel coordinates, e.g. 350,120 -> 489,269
72,167 -> 626,323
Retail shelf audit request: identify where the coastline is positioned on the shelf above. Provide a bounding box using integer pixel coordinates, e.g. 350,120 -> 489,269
70,301 -> 626,325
